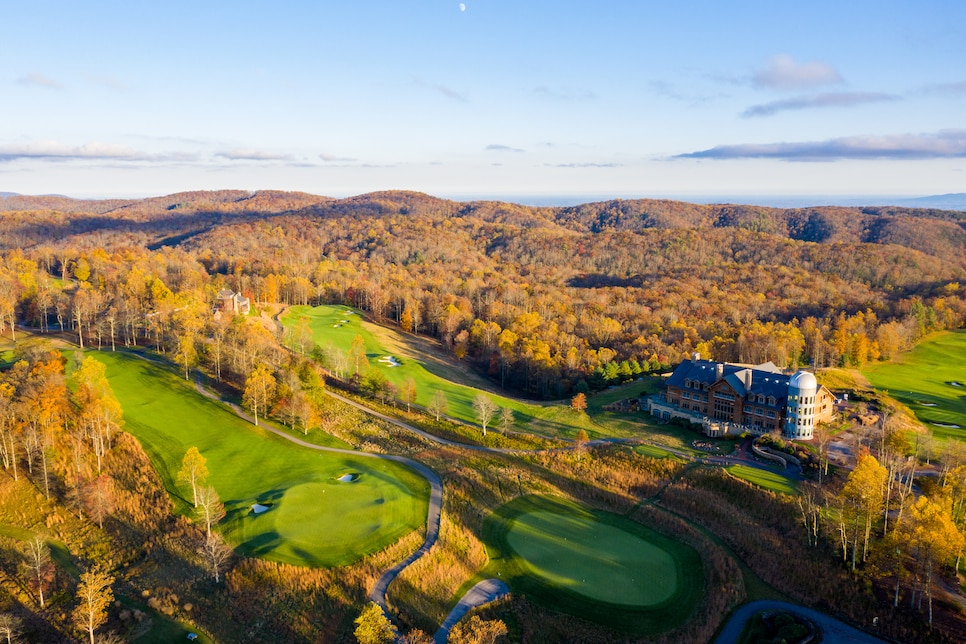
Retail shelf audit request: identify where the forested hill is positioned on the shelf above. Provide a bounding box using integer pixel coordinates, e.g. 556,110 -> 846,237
2,189 -> 963,266
1,188 -> 965,399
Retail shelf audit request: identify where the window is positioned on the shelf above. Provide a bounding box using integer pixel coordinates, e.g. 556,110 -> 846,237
757,394 -> 765,404
768,396 -> 776,406
767,411 -> 776,419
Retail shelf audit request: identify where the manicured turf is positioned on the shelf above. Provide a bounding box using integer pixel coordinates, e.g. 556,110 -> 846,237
634,443 -> 676,459
95,351 -> 430,567
480,495 -> 703,634
281,305 -> 718,450
507,511 -> 678,606
863,330 -> 966,442
284,305 -> 600,437
727,464 -> 799,496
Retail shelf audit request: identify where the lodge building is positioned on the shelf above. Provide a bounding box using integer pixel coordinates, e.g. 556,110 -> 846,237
648,354 -> 834,439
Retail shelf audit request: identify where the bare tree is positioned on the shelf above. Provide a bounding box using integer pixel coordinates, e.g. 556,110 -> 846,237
22,536 -> 53,608
428,390 -> 447,422
499,407 -> 514,435
200,533 -> 233,583
0,612 -> 22,644
473,394 -> 498,437
195,485 -> 226,538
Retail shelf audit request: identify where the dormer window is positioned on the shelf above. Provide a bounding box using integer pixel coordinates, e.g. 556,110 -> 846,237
757,394 -> 765,404
684,379 -> 691,389
768,396 -> 776,406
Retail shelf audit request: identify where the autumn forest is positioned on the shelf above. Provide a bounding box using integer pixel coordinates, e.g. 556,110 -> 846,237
1,189 -> 965,643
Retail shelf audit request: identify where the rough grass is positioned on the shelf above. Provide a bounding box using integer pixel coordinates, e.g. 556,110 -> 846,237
95,350 -> 430,567
479,495 -> 703,635
863,330 -> 966,442
726,464 -> 800,496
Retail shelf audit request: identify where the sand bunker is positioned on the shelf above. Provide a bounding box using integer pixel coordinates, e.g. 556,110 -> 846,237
336,473 -> 360,483
934,423 -> 962,429
950,382 -> 963,387
251,503 -> 270,514
377,356 -> 401,367
918,402 -> 938,407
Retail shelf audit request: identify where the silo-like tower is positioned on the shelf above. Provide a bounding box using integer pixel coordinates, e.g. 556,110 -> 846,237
784,371 -> 819,439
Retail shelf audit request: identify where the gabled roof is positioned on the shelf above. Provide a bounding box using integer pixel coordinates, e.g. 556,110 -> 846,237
667,359 -> 790,404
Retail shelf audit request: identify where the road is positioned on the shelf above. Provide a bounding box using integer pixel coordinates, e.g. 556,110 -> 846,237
714,600 -> 888,644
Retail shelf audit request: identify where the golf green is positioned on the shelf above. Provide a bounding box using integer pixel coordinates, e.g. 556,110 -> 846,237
482,495 -> 703,634
94,351 -> 429,567
506,511 -> 678,606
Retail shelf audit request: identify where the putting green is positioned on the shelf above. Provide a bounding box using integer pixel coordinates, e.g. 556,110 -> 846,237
482,496 -> 703,634
93,351 -> 429,567
507,511 -> 677,606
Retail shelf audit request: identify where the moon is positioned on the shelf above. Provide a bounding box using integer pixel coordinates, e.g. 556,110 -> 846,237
459,3 -> 466,11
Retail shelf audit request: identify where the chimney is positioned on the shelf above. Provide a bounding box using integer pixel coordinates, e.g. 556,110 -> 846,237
691,352 -> 700,363
715,363 -> 723,380
744,369 -> 753,390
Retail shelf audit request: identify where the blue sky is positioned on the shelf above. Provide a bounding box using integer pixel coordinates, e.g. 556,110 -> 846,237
2,1 -> 965,200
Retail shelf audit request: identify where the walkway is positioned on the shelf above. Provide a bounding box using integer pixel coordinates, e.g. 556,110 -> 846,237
433,579 -> 509,643
190,374 -> 443,614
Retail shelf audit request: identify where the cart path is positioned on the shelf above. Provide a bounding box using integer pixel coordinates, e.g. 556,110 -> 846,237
189,374 -> 442,615
434,579 -> 509,644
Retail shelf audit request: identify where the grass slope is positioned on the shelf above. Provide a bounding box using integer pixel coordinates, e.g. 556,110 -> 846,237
727,464 -> 799,496
480,495 -> 703,635
96,351 -> 429,567
863,330 -> 966,441
282,305 -> 725,453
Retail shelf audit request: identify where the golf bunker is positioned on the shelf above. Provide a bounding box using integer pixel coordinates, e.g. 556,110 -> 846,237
337,473 -> 361,482
483,496 -> 702,634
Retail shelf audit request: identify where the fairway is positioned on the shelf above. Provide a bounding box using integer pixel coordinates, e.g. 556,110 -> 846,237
863,330 -> 966,442
727,464 -> 799,496
282,305 -> 588,436
95,351 -> 429,567
481,495 -> 703,634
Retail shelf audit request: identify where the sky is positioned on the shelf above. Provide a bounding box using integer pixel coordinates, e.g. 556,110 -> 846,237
2,1 -> 965,201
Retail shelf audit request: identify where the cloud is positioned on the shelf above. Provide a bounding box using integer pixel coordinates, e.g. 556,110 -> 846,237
486,144 -> 525,153
546,162 -> 621,168
532,86 -> 596,101
83,73 -> 129,91
215,149 -> 293,161
742,92 -> 899,117
410,75 -> 467,102
17,73 -> 62,89
753,54 -> 843,90
319,152 -> 359,163
0,141 -> 145,162
920,81 -> 966,96
677,129 -> 966,161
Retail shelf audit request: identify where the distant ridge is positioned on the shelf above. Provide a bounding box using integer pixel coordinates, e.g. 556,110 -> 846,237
889,193 -> 966,212
0,192 -> 19,198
